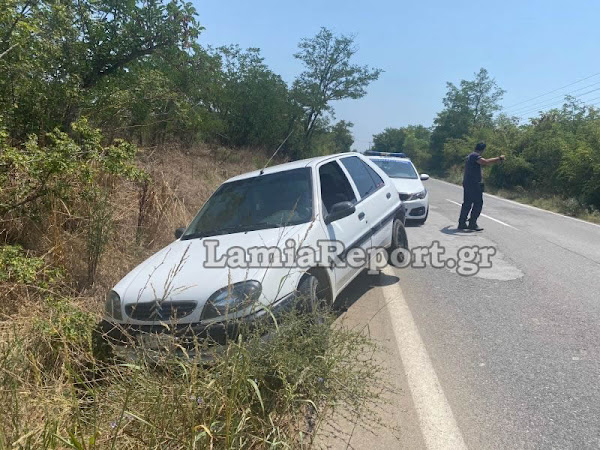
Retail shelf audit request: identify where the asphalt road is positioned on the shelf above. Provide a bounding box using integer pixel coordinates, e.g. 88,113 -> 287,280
324,178 -> 600,449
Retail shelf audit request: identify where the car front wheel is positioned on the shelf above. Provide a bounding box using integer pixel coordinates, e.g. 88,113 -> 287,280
297,273 -> 321,313
389,218 -> 409,267
296,271 -> 332,322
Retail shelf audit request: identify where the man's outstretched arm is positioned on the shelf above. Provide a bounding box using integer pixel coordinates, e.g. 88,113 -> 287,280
477,155 -> 506,166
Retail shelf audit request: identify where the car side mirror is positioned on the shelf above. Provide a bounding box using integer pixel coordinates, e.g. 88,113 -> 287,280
420,174 -> 430,181
325,201 -> 356,225
174,227 -> 185,239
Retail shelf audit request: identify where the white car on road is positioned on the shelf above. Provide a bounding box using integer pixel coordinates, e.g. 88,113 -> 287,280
369,156 -> 430,224
102,153 -> 408,348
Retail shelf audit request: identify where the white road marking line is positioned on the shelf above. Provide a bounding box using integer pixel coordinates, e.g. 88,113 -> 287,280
434,178 -> 600,230
445,199 -> 520,230
382,267 -> 468,450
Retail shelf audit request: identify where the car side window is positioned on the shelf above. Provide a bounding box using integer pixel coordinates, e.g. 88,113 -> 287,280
340,156 -> 383,199
364,162 -> 385,188
319,161 -> 357,214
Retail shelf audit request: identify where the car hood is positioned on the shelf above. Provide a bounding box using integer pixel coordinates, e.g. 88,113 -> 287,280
390,178 -> 425,195
114,223 -> 313,306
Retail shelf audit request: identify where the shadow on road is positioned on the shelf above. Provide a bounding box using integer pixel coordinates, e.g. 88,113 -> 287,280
334,270 -> 400,314
405,221 -> 424,228
440,225 -> 475,236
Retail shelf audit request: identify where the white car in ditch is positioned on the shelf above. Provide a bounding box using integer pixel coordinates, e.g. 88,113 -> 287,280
102,153 -> 408,348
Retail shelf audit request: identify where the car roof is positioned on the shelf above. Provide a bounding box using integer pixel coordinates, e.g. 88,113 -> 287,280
225,152 -> 358,182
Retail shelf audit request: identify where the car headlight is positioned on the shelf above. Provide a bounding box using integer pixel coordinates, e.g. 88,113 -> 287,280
201,280 -> 262,321
409,189 -> 427,200
105,290 -> 123,321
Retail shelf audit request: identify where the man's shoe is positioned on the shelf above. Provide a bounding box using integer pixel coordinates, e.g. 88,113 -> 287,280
468,222 -> 484,231
457,223 -> 469,230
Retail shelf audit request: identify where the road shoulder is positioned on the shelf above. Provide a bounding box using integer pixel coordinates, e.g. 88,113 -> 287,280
317,271 -> 427,449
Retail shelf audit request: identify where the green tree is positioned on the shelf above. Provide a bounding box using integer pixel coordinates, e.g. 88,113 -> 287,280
213,46 -> 297,149
402,125 -> 432,170
0,0 -> 199,138
372,128 -> 407,153
330,120 -> 355,153
430,68 -> 505,173
371,125 -> 431,169
292,27 -> 382,144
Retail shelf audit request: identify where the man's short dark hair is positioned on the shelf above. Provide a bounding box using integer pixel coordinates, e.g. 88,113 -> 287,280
475,142 -> 486,152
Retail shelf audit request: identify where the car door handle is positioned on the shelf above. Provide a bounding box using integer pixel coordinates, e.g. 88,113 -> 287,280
386,192 -> 391,199
358,212 -> 365,220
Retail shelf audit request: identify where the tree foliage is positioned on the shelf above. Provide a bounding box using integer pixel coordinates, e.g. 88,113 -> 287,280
430,68 -> 505,171
1,3 -> 377,159
372,126 -> 431,169
0,0 -> 199,139
212,46 -> 298,149
292,27 -> 382,142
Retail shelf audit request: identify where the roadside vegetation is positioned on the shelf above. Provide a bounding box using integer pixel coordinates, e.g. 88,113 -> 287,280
0,142 -> 391,448
0,1 -> 390,447
371,69 -> 600,222
1,292 -> 388,448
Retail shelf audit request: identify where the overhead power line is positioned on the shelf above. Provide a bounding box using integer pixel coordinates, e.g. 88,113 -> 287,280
514,97 -> 600,121
583,95 -> 600,104
506,79 -> 600,114
503,72 -> 600,110
513,87 -> 600,118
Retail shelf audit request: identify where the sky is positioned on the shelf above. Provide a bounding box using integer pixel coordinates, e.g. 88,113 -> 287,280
193,0 -> 600,150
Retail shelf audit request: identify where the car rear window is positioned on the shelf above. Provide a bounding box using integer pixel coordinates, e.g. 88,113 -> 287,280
371,158 -> 418,179
340,156 -> 384,198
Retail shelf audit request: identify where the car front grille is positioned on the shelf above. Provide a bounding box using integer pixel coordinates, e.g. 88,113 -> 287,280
125,301 -> 197,321
399,193 -> 411,201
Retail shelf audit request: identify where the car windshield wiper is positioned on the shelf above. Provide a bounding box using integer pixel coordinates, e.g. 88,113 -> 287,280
181,222 -> 284,240
181,225 -> 247,240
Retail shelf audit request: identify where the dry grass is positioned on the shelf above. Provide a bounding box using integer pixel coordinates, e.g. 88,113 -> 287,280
97,144 -> 268,288
0,305 -> 389,449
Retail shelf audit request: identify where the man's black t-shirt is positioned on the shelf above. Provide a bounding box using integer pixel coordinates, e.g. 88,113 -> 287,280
463,152 -> 482,186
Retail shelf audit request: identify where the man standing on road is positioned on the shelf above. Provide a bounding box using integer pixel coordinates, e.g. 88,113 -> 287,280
458,142 -> 505,231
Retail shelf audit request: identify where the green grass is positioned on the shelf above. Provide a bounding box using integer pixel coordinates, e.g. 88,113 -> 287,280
487,188 -> 600,224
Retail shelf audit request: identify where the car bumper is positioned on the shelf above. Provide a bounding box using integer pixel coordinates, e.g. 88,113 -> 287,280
404,197 -> 429,219
100,290 -> 299,350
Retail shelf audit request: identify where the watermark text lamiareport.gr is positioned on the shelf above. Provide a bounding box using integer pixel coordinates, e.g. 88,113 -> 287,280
203,240 -> 497,277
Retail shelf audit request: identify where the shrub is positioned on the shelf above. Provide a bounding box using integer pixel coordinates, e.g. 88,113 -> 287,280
561,197 -> 584,217
0,245 -> 64,314
488,155 -> 533,189
0,118 -> 144,215
0,245 -> 60,286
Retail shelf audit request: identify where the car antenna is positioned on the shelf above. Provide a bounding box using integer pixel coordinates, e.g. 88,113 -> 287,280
259,129 -> 294,175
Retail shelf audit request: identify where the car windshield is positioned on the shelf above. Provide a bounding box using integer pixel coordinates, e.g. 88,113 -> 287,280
182,168 -> 313,239
371,159 -> 418,179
